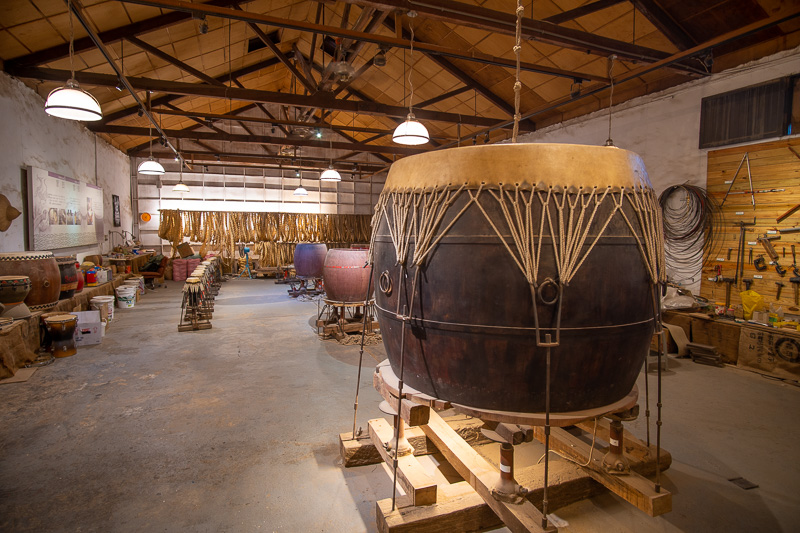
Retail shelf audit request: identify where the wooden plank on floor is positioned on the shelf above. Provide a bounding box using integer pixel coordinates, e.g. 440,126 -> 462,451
573,418 -> 673,474
369,418 -> 438,506
340,416 -> 489,468
422,410 -> 556,533
531,426 -> 672,517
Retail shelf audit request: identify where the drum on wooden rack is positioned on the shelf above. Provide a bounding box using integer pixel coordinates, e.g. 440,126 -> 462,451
0,275 -> 32,319
55,256 -> 78,300
293,243 -> 327,278
323,248 -> 372,303
0,251 -> 61,311
370,144 -> 665,415
43,313 -> 78,358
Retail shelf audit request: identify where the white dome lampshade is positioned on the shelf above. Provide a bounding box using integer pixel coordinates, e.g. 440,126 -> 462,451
293,186 -> 309,196
392,113 -> 429,145
320,166 -> 341,181
137,158 -> 165,175
173,181 -> 190,193
44,79 -> 103,122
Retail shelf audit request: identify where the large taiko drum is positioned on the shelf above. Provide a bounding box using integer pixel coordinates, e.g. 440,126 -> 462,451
43,313 -> 78,358
371,144 -> 665,414
323,249 -> 372,303
293,243 -> 327,278
0,251 -> 61,311
56,256 -> 78,300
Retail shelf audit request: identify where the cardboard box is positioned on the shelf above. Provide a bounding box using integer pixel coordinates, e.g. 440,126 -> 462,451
738,326 -> 800,381
177,242 -> 194,258
73,310 -> 102,347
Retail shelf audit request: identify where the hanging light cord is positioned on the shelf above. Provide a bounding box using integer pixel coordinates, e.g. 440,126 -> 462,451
407,17 -> 415,115
67,0 -> 75,81
606,54 -> 617,146
511,0 -> 524,143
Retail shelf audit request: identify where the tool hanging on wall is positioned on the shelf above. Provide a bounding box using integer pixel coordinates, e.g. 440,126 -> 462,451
777,204 -> 800,223
754,255 -> 767,271
793,245 -> 799,277
791,277 -> 800,305
758,235 -> 787,276
733,219 -> 756,285
743,279 -> 753,291
776,282 -> 785,300
720,152 -> 755,209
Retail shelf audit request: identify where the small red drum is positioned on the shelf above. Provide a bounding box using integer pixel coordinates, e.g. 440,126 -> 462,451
323,249 -> 372,303
43,313 -> 78,358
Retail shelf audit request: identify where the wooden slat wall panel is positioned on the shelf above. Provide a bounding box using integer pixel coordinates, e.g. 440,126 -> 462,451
700,137 -> 800,308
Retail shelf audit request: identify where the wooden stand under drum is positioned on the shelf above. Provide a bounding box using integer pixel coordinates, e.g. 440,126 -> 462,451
43,314 -> 78,358
316,299 -> 378,340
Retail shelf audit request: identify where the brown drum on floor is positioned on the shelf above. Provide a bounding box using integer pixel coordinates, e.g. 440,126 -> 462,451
43,313 -> 78,358
0,251 -> 61,311
370,144 -> 665,415
293,243 -> 327,278
323,248 -> 372,303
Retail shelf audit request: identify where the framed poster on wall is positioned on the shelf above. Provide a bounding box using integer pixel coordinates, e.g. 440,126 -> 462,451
112,194 -> 121,227
26,166 -> 104,250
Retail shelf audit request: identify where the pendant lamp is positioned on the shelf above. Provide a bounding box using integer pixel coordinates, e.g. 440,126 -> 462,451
137,120 -> 165,175
393,13 -> 429,146
320,136 -> 341,181
173,161 -> 189,193
293,171 -> 308,196
44,0 -> 103,122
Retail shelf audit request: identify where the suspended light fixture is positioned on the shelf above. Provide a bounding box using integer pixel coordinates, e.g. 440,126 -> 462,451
173,161 -> 190,193
393,12 -> 429,146
44,0 -> 103,122
320,135 -> 341,181
137,112 -> 165,175
293,170 -> 308,196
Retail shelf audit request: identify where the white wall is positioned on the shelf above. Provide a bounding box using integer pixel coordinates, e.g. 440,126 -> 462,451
0,72 -> 131,259
516,46 -> 800,194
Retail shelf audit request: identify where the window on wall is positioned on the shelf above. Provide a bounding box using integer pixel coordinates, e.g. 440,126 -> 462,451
699,76 -> 795,149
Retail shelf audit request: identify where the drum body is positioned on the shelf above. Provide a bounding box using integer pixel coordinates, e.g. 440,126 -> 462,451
0,276 -> 32,319
0,251 -> 60,311
323,249 -> 372,302
293,243 -> 327,278
371,144 -> 664,414
56,256 -> 78,300
43,314 -> 78,357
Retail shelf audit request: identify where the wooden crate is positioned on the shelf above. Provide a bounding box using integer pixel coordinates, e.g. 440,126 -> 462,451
691,318 -> 741,364
738,325 -> 800,381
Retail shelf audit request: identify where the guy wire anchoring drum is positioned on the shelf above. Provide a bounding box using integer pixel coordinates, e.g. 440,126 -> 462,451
370,144 -> 666,415
0,251 -> 61,311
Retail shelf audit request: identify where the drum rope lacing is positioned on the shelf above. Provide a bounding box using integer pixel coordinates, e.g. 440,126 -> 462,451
370,185 -> 667,286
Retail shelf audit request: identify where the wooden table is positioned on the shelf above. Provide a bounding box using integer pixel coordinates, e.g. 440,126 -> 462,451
107,253 -> 153,274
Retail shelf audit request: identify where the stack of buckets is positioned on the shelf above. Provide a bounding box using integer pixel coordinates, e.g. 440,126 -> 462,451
89,295 -> 115,336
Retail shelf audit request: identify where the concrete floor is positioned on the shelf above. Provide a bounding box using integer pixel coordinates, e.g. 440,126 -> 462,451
1,278 -> 798,532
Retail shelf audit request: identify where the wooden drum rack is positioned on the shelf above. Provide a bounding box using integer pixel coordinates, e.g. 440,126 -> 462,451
340,360 -> 672,533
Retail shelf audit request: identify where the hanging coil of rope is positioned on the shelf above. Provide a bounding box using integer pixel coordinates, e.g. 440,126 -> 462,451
658,184 -> 723,285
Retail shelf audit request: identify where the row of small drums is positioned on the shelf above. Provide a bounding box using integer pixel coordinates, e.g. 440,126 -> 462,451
0,252 -> 84,319
294,243 -> 372,303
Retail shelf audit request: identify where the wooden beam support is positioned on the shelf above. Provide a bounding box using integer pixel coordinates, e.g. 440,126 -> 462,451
544,0 -> 627,25
97,124 -> 424,155
126,35 -> 225,86
138,148 -> 386,170
8,66 -> 505,128
5,0 -> 248,69
630,0 -> 697,51
368,418 -> 438,506
334,0 -> 705,74
531,426 -> 671,517
116,0 -> 608,82
422,410 -> 555,533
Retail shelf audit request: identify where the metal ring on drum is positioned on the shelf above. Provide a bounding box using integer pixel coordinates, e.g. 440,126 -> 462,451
369,143 -> 666,416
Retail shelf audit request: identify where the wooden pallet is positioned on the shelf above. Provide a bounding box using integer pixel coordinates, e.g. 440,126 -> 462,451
340,364 -> 673,533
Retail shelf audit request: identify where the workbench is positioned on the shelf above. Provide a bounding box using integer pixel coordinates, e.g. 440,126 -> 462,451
107,253 -> 153,274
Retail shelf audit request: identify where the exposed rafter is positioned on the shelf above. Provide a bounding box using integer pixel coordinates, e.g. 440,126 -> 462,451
94,125 -> 426,155
115,0 -> 609,82
630,0 -> 697,51
544,0 -> 627,25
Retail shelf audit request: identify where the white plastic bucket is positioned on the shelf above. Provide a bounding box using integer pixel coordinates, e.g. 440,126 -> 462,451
115,287 -> 136,309
123,280 -> 142,302
129,275 -> 146,295
90,295 -> 115,322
